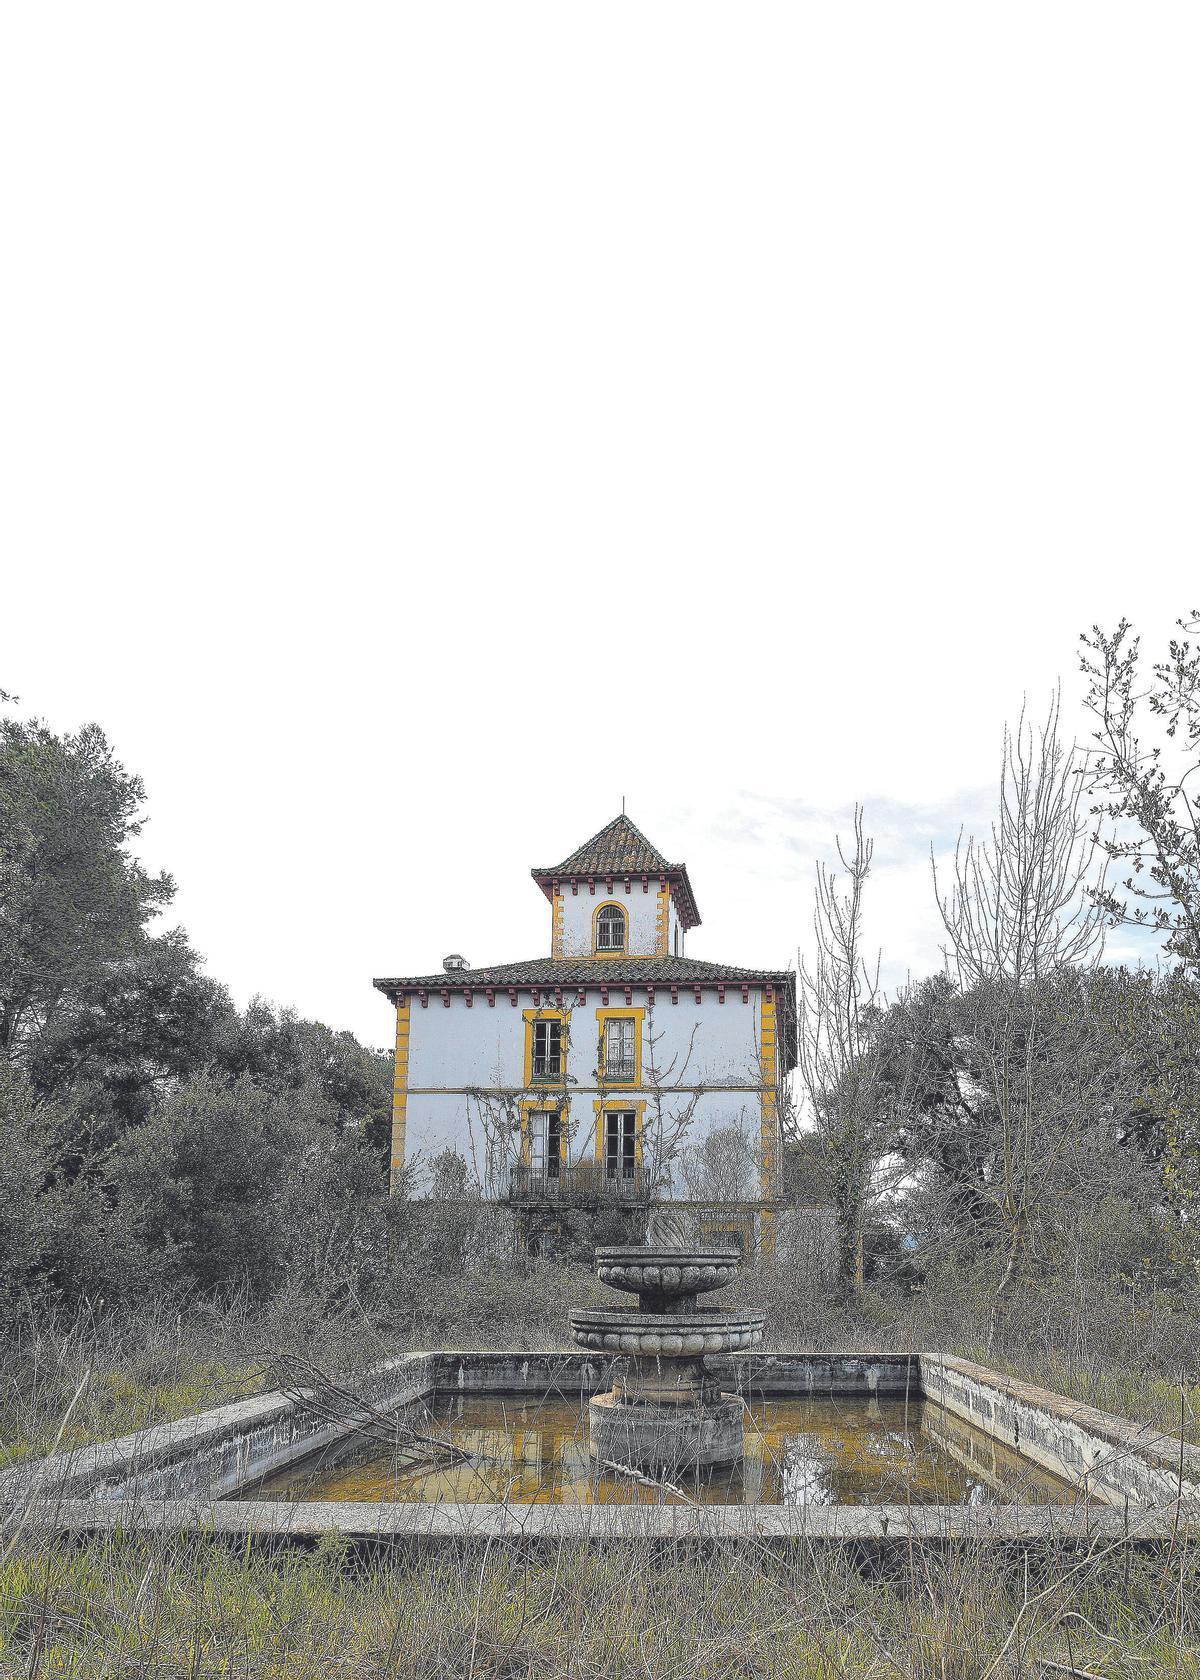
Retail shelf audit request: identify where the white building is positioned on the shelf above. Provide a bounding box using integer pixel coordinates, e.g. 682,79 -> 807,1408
375,816 -> 796,1250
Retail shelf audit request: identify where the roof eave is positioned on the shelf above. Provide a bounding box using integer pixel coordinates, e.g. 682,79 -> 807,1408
376,967 -> 796,1068
529,865 -> 702,930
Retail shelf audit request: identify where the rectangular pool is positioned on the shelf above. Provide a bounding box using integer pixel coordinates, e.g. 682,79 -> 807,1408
247,1391 -> 1087,1507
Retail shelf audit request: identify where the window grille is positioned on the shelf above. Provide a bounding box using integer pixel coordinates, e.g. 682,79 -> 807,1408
596,905 -> 626,951
604,1017 -> 636,1081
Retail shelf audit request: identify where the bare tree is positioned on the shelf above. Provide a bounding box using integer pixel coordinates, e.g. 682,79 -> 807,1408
931,697 -> 1112,1346
638,1002 -> 706,1200
677,1119 -> 757,1203
463,1002 -> 577,1198
934,692 -> 1105,987
796,805 -> 891,1301
1080,611 -> 1200,977
465,1086 -> 521,1198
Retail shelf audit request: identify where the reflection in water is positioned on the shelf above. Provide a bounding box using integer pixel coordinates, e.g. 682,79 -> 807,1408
252,1393 -> 1086,1507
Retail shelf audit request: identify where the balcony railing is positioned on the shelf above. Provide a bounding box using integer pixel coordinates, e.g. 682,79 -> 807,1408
507,1163 -> 646,1204
603,1058 -> 636,1082
530,1055 -> 563,1082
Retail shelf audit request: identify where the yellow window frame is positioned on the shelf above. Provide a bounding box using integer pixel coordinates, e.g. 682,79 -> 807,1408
593,1098 -> 647,1171
522,1007 -> 569,1088
595,1006 -> 644,1087
520,1097 -> 570,1169
591,899 -> 629,956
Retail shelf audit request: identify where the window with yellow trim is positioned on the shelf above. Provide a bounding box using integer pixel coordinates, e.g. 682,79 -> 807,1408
523,1008 -> 569,1086
595,902 -> 626,952
603,1109 -> 638,1181
596,1005 -> 643,1085
604,1017 -> 635,1081
528,1109 -> 564,1181
531,1018 -> 561,1079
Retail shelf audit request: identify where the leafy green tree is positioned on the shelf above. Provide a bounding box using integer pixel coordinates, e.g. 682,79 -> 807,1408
1080,611 -> 1200,975
30,932 -> 226,1138
0,1063 -> 59,1299
211,998 -> 393,1149
0,718 -> 174,1062
883,968 -> 1161,1291
114,1074 -> 387,1300
1087,965 -> 1200,1279
0,1062 -> 157,1305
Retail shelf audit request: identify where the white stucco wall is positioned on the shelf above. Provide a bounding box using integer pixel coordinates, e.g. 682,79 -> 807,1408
554,881 -> 668,957
397,984 -> 782,1200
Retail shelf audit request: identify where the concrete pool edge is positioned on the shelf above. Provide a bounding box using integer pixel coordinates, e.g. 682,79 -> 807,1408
0,1353 -> 436,1505
922,1356 -> 1200,1506
13,1496 -> 1200,1545
5,1349 -> 1198,1544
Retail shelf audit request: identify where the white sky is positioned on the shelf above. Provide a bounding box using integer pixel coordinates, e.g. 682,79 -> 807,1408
2,4 -> 1196,1048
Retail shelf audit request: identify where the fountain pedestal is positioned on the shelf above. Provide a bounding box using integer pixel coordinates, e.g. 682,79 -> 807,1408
569,1246 -> 764,1471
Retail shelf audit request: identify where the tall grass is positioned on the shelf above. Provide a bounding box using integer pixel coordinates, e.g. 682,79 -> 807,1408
5,1257 -> 1197,1458
4,1261 -> 1200,1676
2,1530 -> 1200,1678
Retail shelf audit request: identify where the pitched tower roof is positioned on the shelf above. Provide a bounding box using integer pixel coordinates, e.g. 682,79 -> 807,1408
531,814 -> 701,929
543,814 -> 669,876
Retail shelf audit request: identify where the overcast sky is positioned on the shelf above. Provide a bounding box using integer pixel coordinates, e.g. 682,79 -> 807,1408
3,4 -> 1196,1047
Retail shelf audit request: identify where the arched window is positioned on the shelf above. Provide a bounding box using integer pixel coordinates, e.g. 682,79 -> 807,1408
595,903 -> 627,952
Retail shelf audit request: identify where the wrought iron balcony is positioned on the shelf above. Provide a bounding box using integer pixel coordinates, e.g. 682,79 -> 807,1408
506,1163 -> 646,1204
603,1058 -> 636,1082
530,1055 -> 563,1082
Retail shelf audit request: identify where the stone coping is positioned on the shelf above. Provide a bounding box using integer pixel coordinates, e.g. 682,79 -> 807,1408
0,1354 -> 433,1506
16,1496 -> 1200,1544
923,1355 -> 1200,1507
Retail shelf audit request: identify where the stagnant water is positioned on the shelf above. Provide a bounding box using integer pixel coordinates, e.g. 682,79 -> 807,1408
250,1394 -> 1085,1506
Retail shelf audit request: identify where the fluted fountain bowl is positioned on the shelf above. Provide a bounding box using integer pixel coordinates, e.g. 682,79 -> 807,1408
594,1246 -> 742,1300
569,1307 -> 765,1358
581,1239 -> 760,1466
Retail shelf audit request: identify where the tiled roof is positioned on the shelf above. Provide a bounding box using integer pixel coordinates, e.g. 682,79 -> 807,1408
375,955 -> 794,992
374,956 -> 797,1069
531,815 -> 701,928
534,815 -> 675,878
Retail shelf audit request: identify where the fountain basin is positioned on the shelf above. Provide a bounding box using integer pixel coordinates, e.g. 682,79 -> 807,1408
595,1247 -> 740,1300
10,1353 -> 1197,1542
569,1308 -> 765,1358
589,1390 -> 746,1469
578,1237 -> 762,1467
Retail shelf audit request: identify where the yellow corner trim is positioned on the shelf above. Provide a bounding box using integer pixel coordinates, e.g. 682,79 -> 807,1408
551,891 -> 565,959
655,881 -> 670,956
389,997 -> 411,1194
759,996 -> 779,1199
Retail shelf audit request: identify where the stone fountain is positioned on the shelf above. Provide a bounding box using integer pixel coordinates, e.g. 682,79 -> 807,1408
569,1214 -> 764,1470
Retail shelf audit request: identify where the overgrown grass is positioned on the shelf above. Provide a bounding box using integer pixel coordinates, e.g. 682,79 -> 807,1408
0,1300 -> 260,1467
5,1264 -> 1200,1675
3,1531 -> 1200,1678
5,1258 -> 1199,1461
0,1264 -> 613,1465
